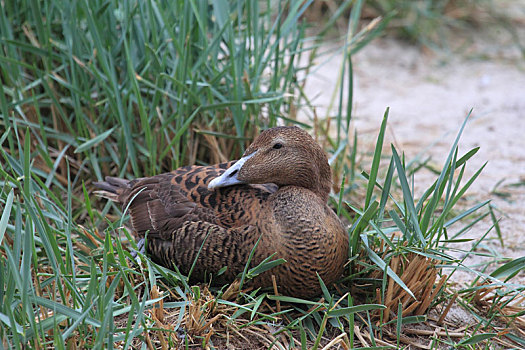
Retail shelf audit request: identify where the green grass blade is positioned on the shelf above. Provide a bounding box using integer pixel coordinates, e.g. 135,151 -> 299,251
327,304 -> 385,317
457,332 -> 497,345
444,200 -> 490,228
391,146 -> 426,245
74,127 -> 115,153
362,234 -> 415,299
365,108 -> 389,209
490,257 -> 525,280
0,189 -> 14,245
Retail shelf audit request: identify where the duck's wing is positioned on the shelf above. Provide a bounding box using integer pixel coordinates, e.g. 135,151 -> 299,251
94,165 -> 271,282
93,162 -> 275,236
147,221 -> 261,282
95,174 -> 217,240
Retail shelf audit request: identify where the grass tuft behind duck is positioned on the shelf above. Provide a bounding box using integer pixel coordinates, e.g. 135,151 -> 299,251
94,126 -> 349,298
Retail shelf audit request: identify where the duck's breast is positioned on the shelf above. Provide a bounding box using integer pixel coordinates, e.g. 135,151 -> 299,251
259,186 -> 348,295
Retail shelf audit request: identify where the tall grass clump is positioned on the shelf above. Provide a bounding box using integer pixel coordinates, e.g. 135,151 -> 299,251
364,0 -> 524,54
1,0 -> 323,181
1,0 -> 524,349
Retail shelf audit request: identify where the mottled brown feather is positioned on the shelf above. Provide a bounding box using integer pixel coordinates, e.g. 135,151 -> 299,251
94,126 -> 349,298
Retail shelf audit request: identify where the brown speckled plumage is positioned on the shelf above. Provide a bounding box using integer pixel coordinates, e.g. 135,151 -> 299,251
94,126 -> 349,298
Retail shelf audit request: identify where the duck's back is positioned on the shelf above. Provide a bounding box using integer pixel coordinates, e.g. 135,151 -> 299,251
95,162 -> 277,282
169,163 -> 275,228
98,162 -> 276,238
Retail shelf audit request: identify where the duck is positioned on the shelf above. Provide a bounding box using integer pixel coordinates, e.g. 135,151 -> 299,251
94,126 -> 348,298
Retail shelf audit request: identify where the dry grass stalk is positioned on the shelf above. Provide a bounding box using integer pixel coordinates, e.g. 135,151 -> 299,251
144,331 -> 155,350
382,255 -> 398,323
146,287 -> 180,349
471,282 -> 525,330
494,335 -> 524,350
151,286 -> 164,323
185,290 -> 217,338
242,327 -> 286,350
221,280 -> 241,301
415,272 -> 441,315
353,325 -> 369,347
383,328 -> 429,349
361,329 -> 397,348
272,274 -> 281,314
132,285 -> 221,349
401,299 -> 421,317
437,293 -> 458,325
403,327 -> 467,338
320,332 -> 346,350
200,131 -> 228,165
136,280 -> 296,349
375,288 -> 381,311
371,252 -> 442,323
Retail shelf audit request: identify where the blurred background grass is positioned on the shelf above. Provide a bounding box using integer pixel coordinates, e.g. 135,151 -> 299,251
1,0 -> 523,348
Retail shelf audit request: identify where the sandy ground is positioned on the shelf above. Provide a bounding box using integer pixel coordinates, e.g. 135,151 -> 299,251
302,23 -> 525,289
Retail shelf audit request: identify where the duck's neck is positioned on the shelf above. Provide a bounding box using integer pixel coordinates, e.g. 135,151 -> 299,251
285,159 -> 331,203
315,160 -> 332,203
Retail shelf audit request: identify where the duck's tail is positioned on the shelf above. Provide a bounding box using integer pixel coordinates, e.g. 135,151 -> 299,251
93,177 -> 131,202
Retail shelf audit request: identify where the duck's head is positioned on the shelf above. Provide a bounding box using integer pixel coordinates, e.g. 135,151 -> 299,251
208,126 -> 332,202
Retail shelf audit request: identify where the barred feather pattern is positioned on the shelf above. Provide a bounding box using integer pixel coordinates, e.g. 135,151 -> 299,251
94,126 -> 349,297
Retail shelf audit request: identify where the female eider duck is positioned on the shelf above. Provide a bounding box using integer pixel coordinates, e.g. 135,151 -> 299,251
95,126 -> 348,298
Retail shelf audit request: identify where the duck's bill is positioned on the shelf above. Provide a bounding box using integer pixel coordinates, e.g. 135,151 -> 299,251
208,152 -> 256,190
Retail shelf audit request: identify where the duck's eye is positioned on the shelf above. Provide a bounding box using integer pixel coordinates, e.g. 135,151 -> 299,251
273,143 -> 283,150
